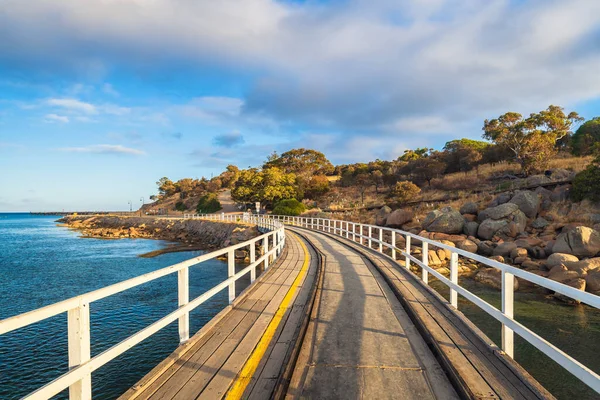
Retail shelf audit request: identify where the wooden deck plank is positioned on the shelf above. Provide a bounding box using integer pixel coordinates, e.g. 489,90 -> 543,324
125,238 -> 301,400
286,229 -> 459,400
317,229 -> 553,400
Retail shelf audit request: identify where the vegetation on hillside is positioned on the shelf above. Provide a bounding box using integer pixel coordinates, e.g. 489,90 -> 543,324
148,105 -> 598,213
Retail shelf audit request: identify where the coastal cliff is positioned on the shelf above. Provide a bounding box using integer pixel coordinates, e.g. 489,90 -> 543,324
57,215 -> 260,257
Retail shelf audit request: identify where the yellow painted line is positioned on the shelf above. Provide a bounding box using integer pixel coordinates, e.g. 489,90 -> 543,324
226,232 -> 310,399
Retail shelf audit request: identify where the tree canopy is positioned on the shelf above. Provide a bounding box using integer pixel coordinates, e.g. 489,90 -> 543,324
231,167 -> 297,208
264,148 -> 334,177
571,117 -> 600,156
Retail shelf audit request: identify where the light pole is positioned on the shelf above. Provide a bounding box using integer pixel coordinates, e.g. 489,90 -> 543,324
140,197 -> 144,217
128,200 -> 132,213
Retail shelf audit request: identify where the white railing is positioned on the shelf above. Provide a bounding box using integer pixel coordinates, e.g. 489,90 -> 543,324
263,214 -> 600,395
0,215 -> 284,400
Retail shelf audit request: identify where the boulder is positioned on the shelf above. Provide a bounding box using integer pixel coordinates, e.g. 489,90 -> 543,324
463,221 -> 479,237
585,271 -> 600,294
554,278 -> 586,304
528,246 -> 546,260
460,202 -> 479,215
456,239 -> 478,253
385,209 -> 413,228
531,217 -> 550,230
428,250 -> 443,267
477,241 -> 495,256
509,191 -> 540,219
522,260 -> 542,270
563,258 -> 600,274
463,213 -> 478,222
488,193 -> 512,208
475,268 -> 519,291
514,256 -> 530,265
553,226 -> 600,258
479,203 -> 519,222
422,207 -> 464,234
375,206 -> 392,226
551,185 -> 571,202
547,265 -> 581,283
478,219 -> 508,240
489,255 -> 505,263
493,242 -> 518,257
547,253 -> 579,268
511,248 -> 528,259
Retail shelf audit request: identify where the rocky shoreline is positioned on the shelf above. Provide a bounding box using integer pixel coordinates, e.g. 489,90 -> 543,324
57,215 -> 260,258
375,184 -> 600,304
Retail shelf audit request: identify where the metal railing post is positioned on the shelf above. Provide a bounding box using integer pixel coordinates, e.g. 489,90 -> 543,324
228,249 -> 235,303
178,267 -> 190,343
368,226 -> 372,248
422,242 -> 429,284
405,236 -> 411,269
352,223 -> 356,241
346,222 -> 349,239
250,241 -> 256,283
378,228 -> 383,252
502,271 -> 515,358
450,252 -> 458,308
391,231 -> 396,260
68,303 -> 91,400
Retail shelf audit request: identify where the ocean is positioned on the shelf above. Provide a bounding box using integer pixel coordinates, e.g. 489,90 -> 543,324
0,213 -> 248,399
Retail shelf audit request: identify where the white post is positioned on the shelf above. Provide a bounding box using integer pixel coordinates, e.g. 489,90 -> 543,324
263,236 -> 269,270
68,303 -> 91,400
502,271 -> 515,358
346,222 -> 350,239
378,228 -> 383,252
178,267 -> 190,343
328,219 -> 332,233
250,241 -> 256,283
422,242 -> 429,284
228,249 -> 235,303
368,226 -> 372,248
405,236 -> 411,269
450,252 -> 458,308
391,231 -> 396,260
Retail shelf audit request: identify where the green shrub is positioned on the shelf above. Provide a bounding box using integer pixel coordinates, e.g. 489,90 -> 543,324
572,163 -> 600,202
272,198 -> 306,216
175,201 -> 187,211
196,193 -> 222,214
389,181 -> 421,204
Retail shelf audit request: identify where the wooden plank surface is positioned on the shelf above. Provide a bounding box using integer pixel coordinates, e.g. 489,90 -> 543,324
121,233 -> 314,400
308,227 -> 554,400
286,229 -> 459,400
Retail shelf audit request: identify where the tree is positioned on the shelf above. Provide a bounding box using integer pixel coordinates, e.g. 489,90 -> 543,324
196,193 -> 222,213
443,139 -> 489,172
483,105 -> 582,175
231,167 -> 297,209
264,148 -> 334,177
413,157 -> 446,186
398,148 -> 430,162
219,165 -> 240,188
369,170 -> 383,193
272,199 -> 306,216
149,195 -> 157,202
176,178 -> 196,199
390,181 -> 421,204
355,173 -> 371,204
571,117 -> 600,156
207,178 -> 222,193
156,177 -> 177,197
305,174 -> 330,198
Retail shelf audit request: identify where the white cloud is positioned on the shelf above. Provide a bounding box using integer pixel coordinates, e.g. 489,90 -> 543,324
1,0 -> 600,150
44,113 -> 69,123
102,83 -> 119,96
47,98 -> 97,114
59,144 -> 145,155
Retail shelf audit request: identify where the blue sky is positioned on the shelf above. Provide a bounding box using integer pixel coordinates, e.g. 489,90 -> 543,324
1,0 -> 600,211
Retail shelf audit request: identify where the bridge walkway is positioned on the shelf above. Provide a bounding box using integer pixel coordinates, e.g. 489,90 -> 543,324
123,227 -> 553,400
120,231 -> 318,400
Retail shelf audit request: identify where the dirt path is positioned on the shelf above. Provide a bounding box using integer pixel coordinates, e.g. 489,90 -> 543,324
218,189 -> 240,214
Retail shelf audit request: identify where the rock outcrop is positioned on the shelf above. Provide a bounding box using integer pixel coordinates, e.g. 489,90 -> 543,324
509,190 -> 540,219
422,207 -> 464,234
385,209 -> 414,228
477,203 -> 527,240
552,226 -> 600,258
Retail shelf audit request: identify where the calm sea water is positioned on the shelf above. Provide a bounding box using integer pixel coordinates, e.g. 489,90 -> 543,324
0,213 -> 249,399
431,279 -> 600,400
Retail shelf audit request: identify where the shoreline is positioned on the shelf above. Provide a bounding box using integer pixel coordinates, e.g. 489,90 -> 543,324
57,215 -> 260,259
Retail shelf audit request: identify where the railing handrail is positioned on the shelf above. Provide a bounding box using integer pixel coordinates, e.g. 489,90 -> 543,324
261,214 -> 600,395
0,214 -> 285,400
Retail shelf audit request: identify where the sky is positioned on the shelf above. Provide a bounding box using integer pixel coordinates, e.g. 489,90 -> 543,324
1,0 -> 600,211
